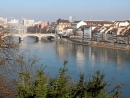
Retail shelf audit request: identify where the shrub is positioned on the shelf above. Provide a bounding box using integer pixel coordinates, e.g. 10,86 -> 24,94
17,60 -> 121,98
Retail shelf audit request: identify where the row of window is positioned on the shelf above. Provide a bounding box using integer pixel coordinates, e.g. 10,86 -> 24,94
59,23 -> 70,25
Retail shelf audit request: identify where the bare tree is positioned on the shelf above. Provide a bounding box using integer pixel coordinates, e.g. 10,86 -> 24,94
0,25 -> 19,97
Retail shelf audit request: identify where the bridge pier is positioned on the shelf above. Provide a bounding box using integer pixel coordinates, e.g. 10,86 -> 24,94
18,37 -> 23,43
36,37 -> 38,42
19,37 -> 21,42
19,37 -> 23,41
36,37 -> 41,42
21,37 -> 23,41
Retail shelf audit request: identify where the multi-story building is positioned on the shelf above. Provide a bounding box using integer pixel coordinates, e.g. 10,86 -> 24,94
63,27 -> 73,37
34,22 -> 49,32
29,20 -> 35,26
69,16 -> 76,23
8,19 -> 19,24
40,22 -> 48,29
56,19 -> 71,34
22,18 -> 34,26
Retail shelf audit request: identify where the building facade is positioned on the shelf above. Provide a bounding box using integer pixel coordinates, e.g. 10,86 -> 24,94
22,18 -> 34,26
56,19 -> 71,34
8,19 -> 19,24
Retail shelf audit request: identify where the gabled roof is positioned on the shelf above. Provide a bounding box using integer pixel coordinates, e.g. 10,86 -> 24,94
117,27 -> 126,35
77,21 -> 87,29
93,26 -> 102,32
119,29 -> 125,34
121,26 -> 130,35
59,20 -> 70,23
57,19 -> 70,24
124,29 -> 130,35
114,21 -> 126,22
109,28 -> 117,32
105,26 -> 114,33
100,27 -> 108,33
85,21 -> 114,26
104,27 -> 110,32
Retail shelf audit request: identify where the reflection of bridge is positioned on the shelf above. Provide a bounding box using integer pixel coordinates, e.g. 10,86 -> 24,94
2,33 -> 56,41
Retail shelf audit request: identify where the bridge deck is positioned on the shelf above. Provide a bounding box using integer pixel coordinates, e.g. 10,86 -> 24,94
2,33 -> 56,41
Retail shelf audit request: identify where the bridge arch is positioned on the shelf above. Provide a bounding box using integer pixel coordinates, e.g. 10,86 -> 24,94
22,35 -> 40,41
1,34 -> 22,43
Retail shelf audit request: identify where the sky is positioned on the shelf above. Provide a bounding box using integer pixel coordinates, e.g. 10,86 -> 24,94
0,0 -> 130,22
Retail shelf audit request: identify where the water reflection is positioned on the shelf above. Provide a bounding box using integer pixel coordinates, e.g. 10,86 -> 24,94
76,45 -> 85,70
54,42 -> 130,69
15,37 -> 130,98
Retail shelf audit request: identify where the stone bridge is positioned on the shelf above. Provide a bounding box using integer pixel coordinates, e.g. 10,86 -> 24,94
2,33 -> 56,41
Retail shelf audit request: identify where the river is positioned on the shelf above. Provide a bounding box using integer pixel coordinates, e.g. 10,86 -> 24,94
17,37 -> 130,98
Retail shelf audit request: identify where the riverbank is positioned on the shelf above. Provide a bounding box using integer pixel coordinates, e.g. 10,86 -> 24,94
56,38 -> 130,51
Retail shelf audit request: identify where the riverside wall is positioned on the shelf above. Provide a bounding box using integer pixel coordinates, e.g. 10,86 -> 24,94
56,38 -> 130,51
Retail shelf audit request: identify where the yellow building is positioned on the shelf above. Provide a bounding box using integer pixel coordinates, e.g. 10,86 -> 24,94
56,19 -> 71,34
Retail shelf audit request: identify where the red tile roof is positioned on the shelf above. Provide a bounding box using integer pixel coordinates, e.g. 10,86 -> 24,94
83,21 -> 114,27
57,19 -> 70,24
93,26 -> 101,31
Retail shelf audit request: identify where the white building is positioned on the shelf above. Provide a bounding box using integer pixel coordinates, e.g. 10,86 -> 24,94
8,19 -> 19,24
69,16 -> 76,23
114,21 -> 129,28
63,27 -> 73,37
76,21 -> 94,39
119,21 -> 129,27
29,20 -> 35,26
22,18 -> 34,26
84,26 -> 92,39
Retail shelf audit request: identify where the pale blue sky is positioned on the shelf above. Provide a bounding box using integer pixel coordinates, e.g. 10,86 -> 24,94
0,0 -> 130,22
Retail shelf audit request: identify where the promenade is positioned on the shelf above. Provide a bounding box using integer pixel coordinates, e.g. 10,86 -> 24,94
56,38 -> 130,51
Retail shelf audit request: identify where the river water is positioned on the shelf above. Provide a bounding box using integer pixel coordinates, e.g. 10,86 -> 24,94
18,37 -> 130,98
